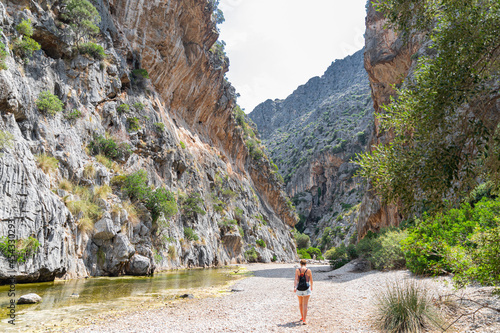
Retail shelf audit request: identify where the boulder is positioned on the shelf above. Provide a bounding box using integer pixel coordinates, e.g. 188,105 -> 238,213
93,214 -> 116,240
126,254 -> 152,276
17,293 -> 42,304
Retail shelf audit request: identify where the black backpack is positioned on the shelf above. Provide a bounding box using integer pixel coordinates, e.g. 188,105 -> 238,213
297,268 -> 309,291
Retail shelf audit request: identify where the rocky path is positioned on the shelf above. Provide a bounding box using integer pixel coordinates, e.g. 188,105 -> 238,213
72,262 -> 500,333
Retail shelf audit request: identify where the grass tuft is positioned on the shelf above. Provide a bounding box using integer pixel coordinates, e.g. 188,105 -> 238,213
36,153 -> 59,174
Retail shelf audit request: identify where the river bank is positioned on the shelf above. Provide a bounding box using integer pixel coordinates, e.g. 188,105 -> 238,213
67,262 -> 500,333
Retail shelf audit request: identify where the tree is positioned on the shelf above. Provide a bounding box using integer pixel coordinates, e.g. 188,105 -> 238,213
61,0 -> 101,48
356,0 -> 500,215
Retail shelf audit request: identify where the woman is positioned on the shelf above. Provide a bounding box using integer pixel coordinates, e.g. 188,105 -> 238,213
294,259 -> 313,325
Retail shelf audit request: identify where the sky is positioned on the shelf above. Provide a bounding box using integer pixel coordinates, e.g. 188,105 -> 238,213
218,0 -> 368,113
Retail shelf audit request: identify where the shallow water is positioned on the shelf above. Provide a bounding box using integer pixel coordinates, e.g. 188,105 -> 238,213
0,268 -> 239,331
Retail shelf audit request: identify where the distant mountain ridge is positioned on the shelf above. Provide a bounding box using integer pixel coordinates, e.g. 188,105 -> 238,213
249,49 -> 374,249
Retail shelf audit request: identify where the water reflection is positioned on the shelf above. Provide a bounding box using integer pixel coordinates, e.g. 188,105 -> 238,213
0,268 -> 237,331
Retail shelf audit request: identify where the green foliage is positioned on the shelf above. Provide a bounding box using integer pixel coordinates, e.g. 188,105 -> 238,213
36,153 -> 59,174
122,170 -> 150,202
294,231 -> 310,249
402,197 -> 500,286
183,227 -> 199,241
180,192 -> 206,218
79,42 -> 106,60
357,0 -> 500,213
297,248 -> 311,259
209,40 -> 227,64
0,41 -> 8,70
61,0 -> 101,47
88,134 -> 130,160
133,102 -> 145,111
154,122 -> 165,132
127,117 -> 141,132
117,103 -> 130,114
64,109 -> 83,121
131,69 -> 149,79
16,19 -> 34,37
218,218 -> 237,229
36,91 -> 63,116
0,130 -> 14,151
179,141 -> 186,149
146,188 -> 178,222
12,37 -> 41,59
256,239 -> 266,248
244,247 -> 258,262
271,255 -> 277,262
371,229 -> 407,270
374,280 -> 443,333
326,244 -> 350,269
246,139 -> 264,160
0,236 -> 40,263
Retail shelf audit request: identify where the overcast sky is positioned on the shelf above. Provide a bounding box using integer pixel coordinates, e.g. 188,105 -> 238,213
218,0 -> 368,113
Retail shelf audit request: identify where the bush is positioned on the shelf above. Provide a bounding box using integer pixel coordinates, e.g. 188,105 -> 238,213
36,91 -> 64,116
61,0 -> 101,46
256,239 -> 266,247
179,141 -> 186,149
0,41 -> 8,70
374,280 -> 443,333
245,247 -> 258,262
12,37 -> 40,59
79,42 -> 106,60
88,134 -> 130,160
326,244 -> 350,269
36,153 -> 59,174
154,122 -> 165,132
133,102 -> 145,111
305,247 -> 323,260
181,192 -> 206,218
0,130 -> 14,151
294,231 -> 310,249
127,117 -> 141,132
16,19 -> 34,37
132,69 -> 149,79
184,227 -> 199,241
65,109 -> 82,121
122,170 -> 150,202
0,236 -> 40,263
145,187 -> 178,222
297,248 -> 311,259
371,229 -> 407,270
117,103 -> 130,114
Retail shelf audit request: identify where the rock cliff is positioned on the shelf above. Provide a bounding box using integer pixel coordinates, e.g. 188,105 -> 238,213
249,50 -> 374,248
0,0 -> 297,284
357,2 -> 423,238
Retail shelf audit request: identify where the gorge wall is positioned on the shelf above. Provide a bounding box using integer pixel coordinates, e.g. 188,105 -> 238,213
357,2 -> 424,238
249,50 -> 374,249
0,0 -> 297,284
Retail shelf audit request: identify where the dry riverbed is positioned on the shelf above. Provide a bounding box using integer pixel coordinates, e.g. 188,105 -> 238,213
60,262 -> 500,332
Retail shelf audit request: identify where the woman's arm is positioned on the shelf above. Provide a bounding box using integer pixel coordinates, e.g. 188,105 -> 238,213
294,269 -> 299,292
308,270 -> 313,291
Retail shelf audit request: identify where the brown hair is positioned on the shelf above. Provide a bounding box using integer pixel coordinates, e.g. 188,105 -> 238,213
300,259 -> 307,266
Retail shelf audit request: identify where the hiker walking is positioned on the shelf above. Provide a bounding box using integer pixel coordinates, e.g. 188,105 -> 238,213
294,259 -> 313,325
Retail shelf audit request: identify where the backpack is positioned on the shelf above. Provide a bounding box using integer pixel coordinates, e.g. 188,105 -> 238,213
297,268 -> 309,291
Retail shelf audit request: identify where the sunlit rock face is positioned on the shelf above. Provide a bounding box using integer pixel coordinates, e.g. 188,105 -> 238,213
0,0 -> 297,284
249,49 -> 375,248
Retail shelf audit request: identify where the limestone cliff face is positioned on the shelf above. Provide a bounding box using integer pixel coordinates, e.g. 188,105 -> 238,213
249,50 -> 374,248
358,2 -> 422,238
0,0 -> 296,284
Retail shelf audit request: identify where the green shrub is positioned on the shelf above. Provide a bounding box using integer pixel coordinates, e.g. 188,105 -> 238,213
305,247 -> 323,260
127,117 -> 141,132
181,192 -> 206,218
0,236 -> 40,263
36,153 -> 59,174
88,134 -> 130,160
36,91 -> 64,115
132,69 -> 149,79
0,41 -> 8,70
122,170 -> 150,202
271,255 -> 277,262
374,280 -> 443,333
256,239 -> 266,247
326,244 -> 350,269
16,19 -> 34,37
154,122 -> 165,132
294,231 -> 310,249
117,103 -> 130,114
12,37 -> 40,59
64,109 -> 82,121
371,229 -> 407,270
184,227 -> 199,241
0,130 -> 14,151
145,188 -> 178,222
133,102 -> 145,111
79,42 -> 106,60
179,141 -> 186,149
61,0 -> 101,47
244,247 -> 258,262
297,248 -> 311,259
218,218 -> 237,229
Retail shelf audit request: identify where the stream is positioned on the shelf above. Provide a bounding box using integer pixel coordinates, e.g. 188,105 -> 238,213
0,267 -> 240,331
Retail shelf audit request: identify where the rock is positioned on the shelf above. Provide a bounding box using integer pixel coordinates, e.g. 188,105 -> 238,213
179,294 -> 194,299
18,293 -> 42,304
93,214 -> 116,240
231,287 -> 244,292
70,293 -> 79,298
349,259 -> 372,273
125,254 -> 152,276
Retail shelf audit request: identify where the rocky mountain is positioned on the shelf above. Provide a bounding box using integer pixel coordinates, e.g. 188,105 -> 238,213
249,49 -> 374,249
0,0 -> 297,284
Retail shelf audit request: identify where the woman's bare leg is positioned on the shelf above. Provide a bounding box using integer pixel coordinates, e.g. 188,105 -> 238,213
302,295 -> 311,323
297,296 -> 304,320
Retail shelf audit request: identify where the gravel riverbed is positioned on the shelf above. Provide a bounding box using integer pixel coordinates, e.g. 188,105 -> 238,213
69,262 -> 499,333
